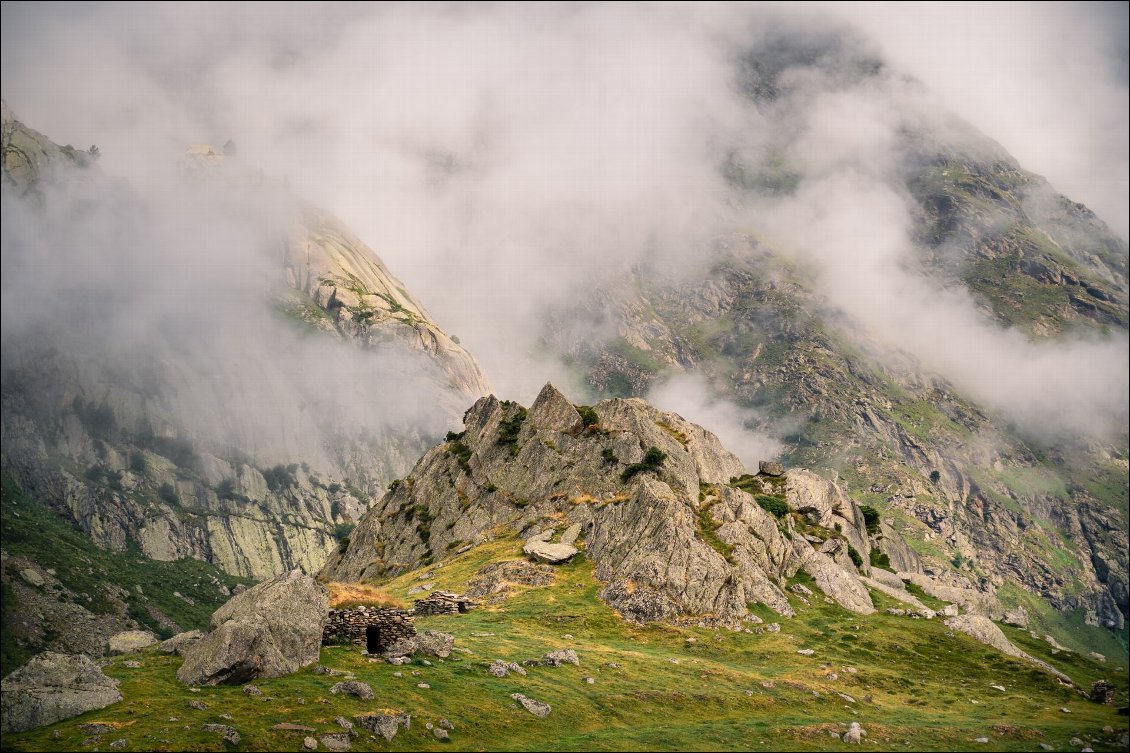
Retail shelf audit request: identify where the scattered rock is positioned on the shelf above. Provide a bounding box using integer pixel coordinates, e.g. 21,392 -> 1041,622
1001,607 -> 1029,629
312,665 -> 340,676
320,732 -> 352,751
189,700 -> 208,711
974,737 -> 989,743
122,661 -> 141,669
272,723 -> 315,732
304,736 -> 318,750
542,649 -> 580,666
1089,652 -> 1106,662
243,684 -> 262,696
201,723 -> 240,746
416,631 -> 456,659
0,653 -> 123,734
511,693 -> 551,718
488,660 -> 509,678
1102,725 -> 1113,734
990,684 -> 1006,692
758,461 -> 785,477
330,681 -> 374,701
158,631 -> 204,656
1038,744 -> 1054,751
388,656 -> 411,665
354,712 -> 410,742
560,523 -> 583,546
418,683 -> 431,689
109,739 -> 128,749
797,649 -> 815,656
434,728 -> 449,740
940,604 -> 959,617
584,677 -> 595,684
177,570 -> 329,686
522,540 -> 580,565
108,631 -> 158,655
766,623 -> 780,633
843,722 -> 867,744
19,569 -> 45,587
1070,738 -> 1083,747
334,716 -> 355,735
439,718 -> 454,730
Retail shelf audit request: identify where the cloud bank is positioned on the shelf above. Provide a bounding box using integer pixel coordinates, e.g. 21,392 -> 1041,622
2,2 -> 1126,454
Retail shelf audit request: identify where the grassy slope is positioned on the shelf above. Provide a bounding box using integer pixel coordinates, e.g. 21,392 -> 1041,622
1,473 -> 250,673
5,540 -> 1126,752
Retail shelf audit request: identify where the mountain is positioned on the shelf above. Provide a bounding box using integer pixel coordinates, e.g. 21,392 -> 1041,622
538,30 -> 1128,651
1,103 -> 487,665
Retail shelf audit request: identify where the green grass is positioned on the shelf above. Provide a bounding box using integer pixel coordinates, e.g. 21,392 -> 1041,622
1,473 -> 250,673
5,539 -> 1127,752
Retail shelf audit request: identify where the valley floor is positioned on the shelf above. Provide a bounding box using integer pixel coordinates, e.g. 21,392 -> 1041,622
5,540 -> 1127,752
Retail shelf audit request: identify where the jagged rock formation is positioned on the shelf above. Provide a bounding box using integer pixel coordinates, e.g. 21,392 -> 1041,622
1,103 -> 489,585
323,384 -> 928,622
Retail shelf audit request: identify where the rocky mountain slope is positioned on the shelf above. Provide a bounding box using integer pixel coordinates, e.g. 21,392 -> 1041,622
541,31 -> 1129,649
325,383 -> 1014,634
1,103 -> 488,667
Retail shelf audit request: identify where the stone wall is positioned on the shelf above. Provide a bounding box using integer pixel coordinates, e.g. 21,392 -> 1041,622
322,607 -> 415,652
413,590 -> 478,616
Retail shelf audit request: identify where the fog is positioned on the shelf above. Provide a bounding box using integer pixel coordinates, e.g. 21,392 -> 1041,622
2,2 -> 1126,466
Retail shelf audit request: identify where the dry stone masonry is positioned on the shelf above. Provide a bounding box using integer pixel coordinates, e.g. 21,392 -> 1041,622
413,591 -> 478,616
322,607 -> 416,654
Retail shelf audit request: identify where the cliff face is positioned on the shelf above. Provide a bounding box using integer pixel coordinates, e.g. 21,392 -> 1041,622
1,103 -> 488,581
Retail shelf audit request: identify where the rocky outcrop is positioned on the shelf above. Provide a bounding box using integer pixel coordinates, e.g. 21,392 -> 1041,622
324,385 -> 925,624
522,540 -> 579,564
1,652 -> 122,733
944,615 -> 1072,684
176,570 -> 328,685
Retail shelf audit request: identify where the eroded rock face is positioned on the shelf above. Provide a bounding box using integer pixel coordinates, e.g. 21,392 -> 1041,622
1,652 -> 122,733
323,384 -> 917,623
176,569 -> 328,686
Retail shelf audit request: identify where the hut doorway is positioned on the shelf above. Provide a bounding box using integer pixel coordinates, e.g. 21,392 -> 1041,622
366,626 -> 381,654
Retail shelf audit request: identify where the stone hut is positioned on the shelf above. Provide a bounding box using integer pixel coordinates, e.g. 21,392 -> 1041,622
413,590 -> 478,616
322,606 -> 416,654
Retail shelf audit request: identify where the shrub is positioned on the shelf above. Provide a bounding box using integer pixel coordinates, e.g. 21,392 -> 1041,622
333,522 -> 355,541
601,447 -> 619,465
860,505 -> 881,532
847,544 -> 863,568
388,479 -> 401,492
621,447 -> 667,482
497,407 -> 528,448
262,463 -> 299,492
929,470 -> 941,484
870,549 -> 892,570
216,478 -> 236,499
755,495 -> 789,518
577,405 -> 600,428
129,451 -> 147,473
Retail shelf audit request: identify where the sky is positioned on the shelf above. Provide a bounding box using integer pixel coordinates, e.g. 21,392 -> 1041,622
1,2 -> 1127,461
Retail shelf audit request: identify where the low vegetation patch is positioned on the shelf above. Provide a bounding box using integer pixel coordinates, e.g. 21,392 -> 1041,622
755,494 -> 789,518
621,447 -> 667,482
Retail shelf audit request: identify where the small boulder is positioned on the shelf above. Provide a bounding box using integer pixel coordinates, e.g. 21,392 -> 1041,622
1,652 -> 123,733
319,733 -> 352,752
522,540 -> 579,565
242,684 -> 262,696
382,638 -> 418,659
1090,680 -> 1115,704
330,681 -> 374,701
434,728 -> 449,740
157,631 -> 203,656
304,736 -> 318,750
758,461 -> 785,477
19,569 -> 45,588
108,630 -> 158,655
843,722 -> 867,744
355,712 -> 410,742
417,631 -> 455,659
542,649 -> 579,667
201,723 -> 241,746
511,693 -> 551,718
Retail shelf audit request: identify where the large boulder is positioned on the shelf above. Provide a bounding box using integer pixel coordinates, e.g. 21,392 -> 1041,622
157,630 -> 204,656
108,630 -> 158,655
1,652 -> 122,733
176,569 -> 328,686
522,540 -> 579,564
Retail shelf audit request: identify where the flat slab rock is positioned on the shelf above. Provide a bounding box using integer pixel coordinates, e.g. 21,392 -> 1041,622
1,652 -> 123,733
522,540 -> 579,564
511,693 -> 551,718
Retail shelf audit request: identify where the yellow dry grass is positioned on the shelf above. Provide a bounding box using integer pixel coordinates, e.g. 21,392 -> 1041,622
325,581 -> 404,609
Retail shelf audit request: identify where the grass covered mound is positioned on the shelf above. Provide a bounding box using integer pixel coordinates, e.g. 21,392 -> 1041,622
3,539 -> 1126,752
